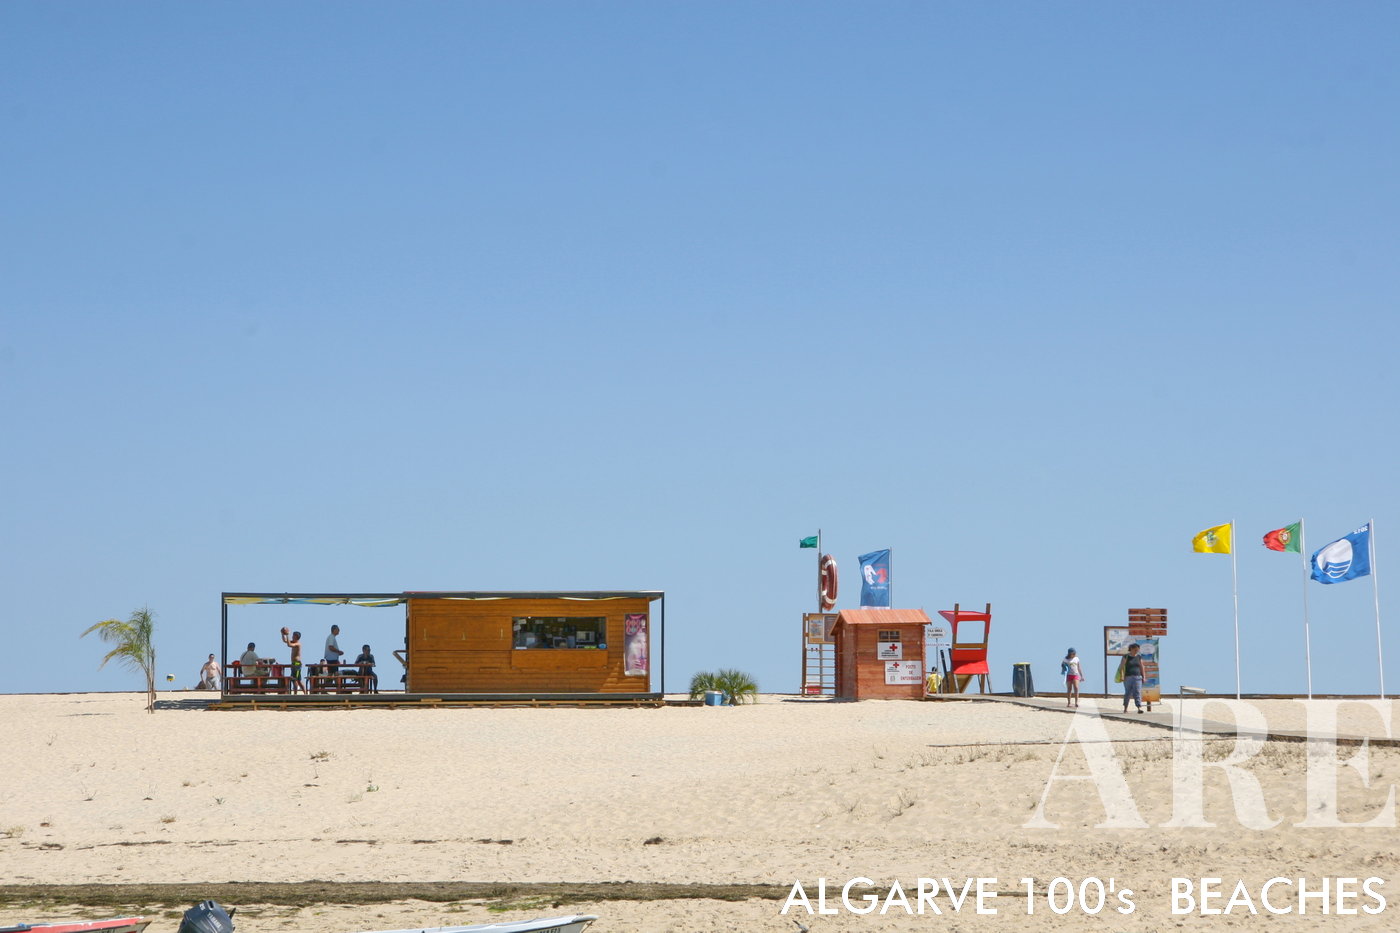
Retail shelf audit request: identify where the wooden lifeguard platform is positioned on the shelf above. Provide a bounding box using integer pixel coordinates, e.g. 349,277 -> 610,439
936,603 -> 992,694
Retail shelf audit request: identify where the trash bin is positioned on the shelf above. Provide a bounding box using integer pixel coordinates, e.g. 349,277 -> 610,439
1012,662 -> 1035,698
703,690 -> 727,706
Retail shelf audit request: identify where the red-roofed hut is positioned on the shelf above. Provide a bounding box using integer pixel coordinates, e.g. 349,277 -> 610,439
833,608 -> 932,699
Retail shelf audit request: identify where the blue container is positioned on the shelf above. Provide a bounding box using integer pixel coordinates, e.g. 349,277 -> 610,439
703,690 -> 727,706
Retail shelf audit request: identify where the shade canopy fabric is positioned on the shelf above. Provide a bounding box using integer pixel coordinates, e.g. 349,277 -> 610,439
224,591 -> 663,607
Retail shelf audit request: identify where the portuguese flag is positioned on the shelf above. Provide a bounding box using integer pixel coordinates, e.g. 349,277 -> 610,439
1263,521 -> 1301,553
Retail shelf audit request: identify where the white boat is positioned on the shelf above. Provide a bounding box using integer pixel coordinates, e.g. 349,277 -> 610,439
354,916 -> 597,933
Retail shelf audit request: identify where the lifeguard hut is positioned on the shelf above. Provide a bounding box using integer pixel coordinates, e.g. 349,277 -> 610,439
938,603 -> 992,693
833,608 -> 932,700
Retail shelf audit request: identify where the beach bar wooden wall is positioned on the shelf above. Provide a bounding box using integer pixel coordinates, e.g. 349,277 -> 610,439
221,591 -> 663,703
405,592 -> 659,694
833,608 -> 932,700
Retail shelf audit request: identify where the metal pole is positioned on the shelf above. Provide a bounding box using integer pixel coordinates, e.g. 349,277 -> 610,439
1231,520 -> 1241,700
1103,625 -> 1108,702
1300,519 -> 1313,700
660,592 -> 666,697
220,596 -> 228,696
1371,520 -> 1385,699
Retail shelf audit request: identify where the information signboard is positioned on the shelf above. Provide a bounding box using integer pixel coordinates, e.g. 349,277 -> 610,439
884,660 -> 922,685
804,613 -> 838,644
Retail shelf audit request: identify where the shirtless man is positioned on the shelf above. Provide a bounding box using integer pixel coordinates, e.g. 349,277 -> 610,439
281,628 -> 304,693
198,654 -> 221,690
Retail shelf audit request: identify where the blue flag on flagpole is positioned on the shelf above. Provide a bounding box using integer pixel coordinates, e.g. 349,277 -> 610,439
1311,523 -> 1373,584
858,549 -> 891,607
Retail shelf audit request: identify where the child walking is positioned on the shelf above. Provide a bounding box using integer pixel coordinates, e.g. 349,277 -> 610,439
1061,648 -> 1082,708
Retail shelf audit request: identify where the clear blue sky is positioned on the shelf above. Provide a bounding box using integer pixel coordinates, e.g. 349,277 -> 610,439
3,2 -> 1396,697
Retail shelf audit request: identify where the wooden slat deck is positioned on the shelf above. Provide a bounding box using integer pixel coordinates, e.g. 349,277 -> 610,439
211,691 -> 664,710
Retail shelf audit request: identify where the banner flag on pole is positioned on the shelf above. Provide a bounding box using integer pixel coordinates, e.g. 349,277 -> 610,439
799,535 -> 819,549
1262,522 -> 1302,553
858,549 -> 891,607
1311,523 -> 1373,584
1192,523 -> 1233,554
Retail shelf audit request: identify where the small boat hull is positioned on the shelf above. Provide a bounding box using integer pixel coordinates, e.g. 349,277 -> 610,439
353,915 -> 598,933
0,920 -> 150,933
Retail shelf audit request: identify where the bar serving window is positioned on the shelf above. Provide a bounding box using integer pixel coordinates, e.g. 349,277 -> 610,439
512,616 -> 607,649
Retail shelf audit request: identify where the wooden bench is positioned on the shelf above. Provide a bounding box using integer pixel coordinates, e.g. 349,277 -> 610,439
227,676 -> 290,694
225,662 -> 292,695
308,673 -> 366,694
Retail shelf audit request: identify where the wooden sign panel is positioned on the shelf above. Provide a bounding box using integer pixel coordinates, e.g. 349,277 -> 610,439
1127,607 -> 1167,636
804,613 -> 838,644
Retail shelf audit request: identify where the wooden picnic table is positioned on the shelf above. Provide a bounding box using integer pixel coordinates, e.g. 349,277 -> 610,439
307,663 -> 376,694
225,661 -> 292,694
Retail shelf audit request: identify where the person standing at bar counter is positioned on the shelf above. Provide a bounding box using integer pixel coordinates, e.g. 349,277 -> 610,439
324,625 -> 344,672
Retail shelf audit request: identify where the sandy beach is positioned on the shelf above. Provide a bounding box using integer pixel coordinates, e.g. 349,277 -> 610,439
3,692 -> 1399,931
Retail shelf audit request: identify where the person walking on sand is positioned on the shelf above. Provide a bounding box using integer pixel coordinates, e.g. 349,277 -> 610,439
1117,643 -> 1145,713
324,624 -> 344,672
198,654 -> 221,691
281,628 -> 304,693
1061,648 -> 1082,708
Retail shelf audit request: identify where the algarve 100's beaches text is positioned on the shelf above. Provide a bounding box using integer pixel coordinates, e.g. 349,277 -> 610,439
781,876 -> 1387,917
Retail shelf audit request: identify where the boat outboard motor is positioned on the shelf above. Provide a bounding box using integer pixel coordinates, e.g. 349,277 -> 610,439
178,900 -> 236,933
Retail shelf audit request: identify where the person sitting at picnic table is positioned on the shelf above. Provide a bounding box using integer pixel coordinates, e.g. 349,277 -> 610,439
198,654 -> 221,690
238,642 -> 266,676
355,645 -> 378,693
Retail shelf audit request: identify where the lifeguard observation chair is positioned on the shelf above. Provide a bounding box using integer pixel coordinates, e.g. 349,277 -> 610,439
938,603 -> 992,694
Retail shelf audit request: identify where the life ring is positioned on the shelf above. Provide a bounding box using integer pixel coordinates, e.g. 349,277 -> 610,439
819,554 -> 839,610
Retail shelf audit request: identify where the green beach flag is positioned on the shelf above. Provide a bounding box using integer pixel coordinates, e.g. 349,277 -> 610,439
1263,522 -> 1301,553
799,535 -> 818,549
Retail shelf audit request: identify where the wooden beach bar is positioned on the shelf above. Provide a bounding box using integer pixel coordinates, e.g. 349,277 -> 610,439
219,591 -> 664,708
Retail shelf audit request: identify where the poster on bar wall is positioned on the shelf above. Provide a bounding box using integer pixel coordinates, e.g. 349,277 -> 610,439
623,612 -> 649,677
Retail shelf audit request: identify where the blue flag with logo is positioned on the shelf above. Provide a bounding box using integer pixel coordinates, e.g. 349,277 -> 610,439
1311,523 -> 1372,584
858,549 -> 891,607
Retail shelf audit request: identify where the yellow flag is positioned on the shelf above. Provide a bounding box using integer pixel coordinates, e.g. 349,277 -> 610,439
1193,523 -> 1233,554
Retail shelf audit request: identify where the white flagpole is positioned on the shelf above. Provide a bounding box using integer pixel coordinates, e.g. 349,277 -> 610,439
1232,519 -> 1241,700
1371,519 -> 1385,699
1300,518 -> 1314,701
816,528 -> 823,613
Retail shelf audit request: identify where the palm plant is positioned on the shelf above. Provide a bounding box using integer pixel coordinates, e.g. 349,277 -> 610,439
688,668 -> 759,705
82,606 -> 157,712
689,670 -> 721,700
714,668 -> 758,705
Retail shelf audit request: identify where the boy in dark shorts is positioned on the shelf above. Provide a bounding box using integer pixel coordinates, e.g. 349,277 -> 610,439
281,628 -> 304,694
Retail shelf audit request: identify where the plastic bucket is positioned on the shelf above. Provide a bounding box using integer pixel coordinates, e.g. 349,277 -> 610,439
703,690 -> 727,706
